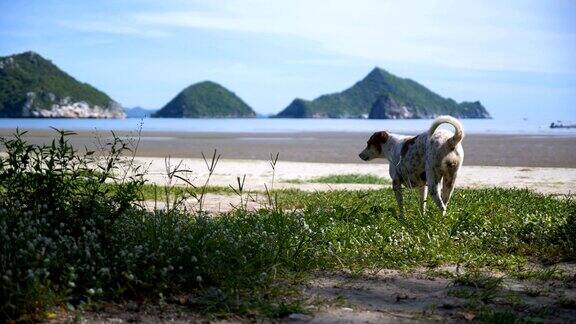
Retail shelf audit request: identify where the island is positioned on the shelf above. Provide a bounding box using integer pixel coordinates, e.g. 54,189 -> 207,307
152,81 -> 256,118
275,67 -> 490,119
0,51 -> 125,118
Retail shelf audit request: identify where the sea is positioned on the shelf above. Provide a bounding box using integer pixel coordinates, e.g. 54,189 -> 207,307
1,117 -> 575,136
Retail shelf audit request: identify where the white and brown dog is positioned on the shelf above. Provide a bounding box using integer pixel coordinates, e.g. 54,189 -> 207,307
359,116 -> 464,215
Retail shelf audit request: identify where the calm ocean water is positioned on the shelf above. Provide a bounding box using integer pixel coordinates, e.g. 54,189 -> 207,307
1,118 -> 575,136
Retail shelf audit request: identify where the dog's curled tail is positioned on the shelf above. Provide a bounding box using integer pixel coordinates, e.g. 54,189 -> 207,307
428,115 -> 464,148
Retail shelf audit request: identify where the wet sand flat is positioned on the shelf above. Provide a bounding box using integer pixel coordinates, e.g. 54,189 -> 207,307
0,129 -> 575,167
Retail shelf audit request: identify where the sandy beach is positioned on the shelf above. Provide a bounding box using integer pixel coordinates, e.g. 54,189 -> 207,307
1,129 -> 575,167
134,157 -> 576,196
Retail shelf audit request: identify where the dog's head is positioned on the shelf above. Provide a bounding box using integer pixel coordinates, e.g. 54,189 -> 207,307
358,131 -> 389,161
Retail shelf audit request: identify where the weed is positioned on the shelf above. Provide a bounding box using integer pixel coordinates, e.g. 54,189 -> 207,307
510,267 -> 567,281
198,150 -> 221,213
452,271 -> 503,290
264,152 -> 280,209
449,270 -> 503,303
556,293 -> 576,309
477,309 -> 519,323
229,174 -> 247,210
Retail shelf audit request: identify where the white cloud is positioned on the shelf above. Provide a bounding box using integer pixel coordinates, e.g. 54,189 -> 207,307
58,19 -> 170,38
126,0 -> 576,73
58,0 -> 576,74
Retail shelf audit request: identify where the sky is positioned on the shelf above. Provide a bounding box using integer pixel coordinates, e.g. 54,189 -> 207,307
0,0 -> 575,120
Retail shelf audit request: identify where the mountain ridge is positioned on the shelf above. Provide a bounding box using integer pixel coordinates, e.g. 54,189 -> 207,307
275,67 -> 490,119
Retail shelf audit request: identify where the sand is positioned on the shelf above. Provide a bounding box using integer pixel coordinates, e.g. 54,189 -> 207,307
135,157 -> 576,197
2,129 -> 575,167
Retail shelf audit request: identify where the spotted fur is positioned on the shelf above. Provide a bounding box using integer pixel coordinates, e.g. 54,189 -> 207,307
358,116 -> 464,215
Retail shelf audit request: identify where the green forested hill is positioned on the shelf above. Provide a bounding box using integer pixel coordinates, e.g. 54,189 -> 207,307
153,81 -> 255,118
0,51 -> 123,118
275,67 -> 490,119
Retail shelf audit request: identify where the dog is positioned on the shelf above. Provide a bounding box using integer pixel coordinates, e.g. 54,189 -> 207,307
358,116 -> 464,215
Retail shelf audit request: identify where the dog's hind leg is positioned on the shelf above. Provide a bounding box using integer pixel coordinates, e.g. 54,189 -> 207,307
426,169 -> 446,215
392,179 -> 404,215
441,172 -> 457,207
419,186 -> 428,214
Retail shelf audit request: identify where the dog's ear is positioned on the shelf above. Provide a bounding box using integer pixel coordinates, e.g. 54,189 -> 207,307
367,131 -> 389,152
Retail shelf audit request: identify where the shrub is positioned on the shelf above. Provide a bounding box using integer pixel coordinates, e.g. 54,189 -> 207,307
0,129 -> 143,319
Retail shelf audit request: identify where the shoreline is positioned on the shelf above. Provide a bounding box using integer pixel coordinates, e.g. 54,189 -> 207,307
2,117 -> 576,137
1,129 -> 575,168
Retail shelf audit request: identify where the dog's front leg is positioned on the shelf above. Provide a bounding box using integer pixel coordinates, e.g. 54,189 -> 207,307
392,179 -> 404,215
419,186 -> 428,215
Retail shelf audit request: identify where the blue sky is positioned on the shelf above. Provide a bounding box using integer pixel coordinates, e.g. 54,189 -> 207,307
1,0 -> 575,120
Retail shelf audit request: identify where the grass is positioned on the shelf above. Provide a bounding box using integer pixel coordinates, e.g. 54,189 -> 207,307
136,183 -> 235,200
509,267 -> 569,281
285,173 -> 389,185
1,130 -> 575,321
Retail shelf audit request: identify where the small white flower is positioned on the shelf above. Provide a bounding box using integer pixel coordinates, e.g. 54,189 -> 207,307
196,275 -> 203,282
69,281 -> 76,288
87,288 -> 95,295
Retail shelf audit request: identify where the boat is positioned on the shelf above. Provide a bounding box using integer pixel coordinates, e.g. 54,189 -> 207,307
550,121 -> 576,129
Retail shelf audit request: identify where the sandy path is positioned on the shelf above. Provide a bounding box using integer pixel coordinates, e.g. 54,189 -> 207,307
301,265 -> 576,323
58,265 -> 576,323
133,157 -> 576,196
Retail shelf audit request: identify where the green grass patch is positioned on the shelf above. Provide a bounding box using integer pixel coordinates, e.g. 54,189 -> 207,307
285,173 -> 389,185
136,183 -> 235,200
